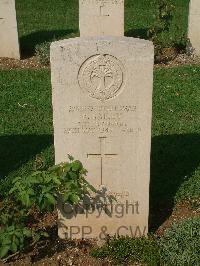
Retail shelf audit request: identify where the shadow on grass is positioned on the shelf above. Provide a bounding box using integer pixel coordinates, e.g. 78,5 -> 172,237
150,133 -> 200,231
0,134 -> 53,179
0,133 -> 199,230
125,28 -> 149,40
20,29 -> 78,58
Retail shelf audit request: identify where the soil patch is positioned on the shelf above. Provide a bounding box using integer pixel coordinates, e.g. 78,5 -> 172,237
156,53 -> 200,68
0,53 -> 200,71
156,201 -> 200,236
1,201 -> 199,265
0,57 -> 47,70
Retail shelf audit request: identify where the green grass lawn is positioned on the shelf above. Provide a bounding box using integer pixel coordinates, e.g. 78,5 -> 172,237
15,0 -> 190,56
0,66 -> 199,227
0,70 -> 54,196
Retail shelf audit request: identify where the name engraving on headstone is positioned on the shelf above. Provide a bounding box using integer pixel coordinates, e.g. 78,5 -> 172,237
78,54 -> 125,101
64,105 -> 138,134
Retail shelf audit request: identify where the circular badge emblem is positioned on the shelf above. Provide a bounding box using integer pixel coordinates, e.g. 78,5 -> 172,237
78,54 -> 124,101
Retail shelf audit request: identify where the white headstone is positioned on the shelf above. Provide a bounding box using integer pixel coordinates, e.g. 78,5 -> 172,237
51,36 -> 154,240
0,0 -> 20,59
188,0 -> 200,55
79,0 -> 124,37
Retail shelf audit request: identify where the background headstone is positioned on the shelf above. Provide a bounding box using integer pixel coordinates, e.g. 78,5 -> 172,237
79,0 -> 124,37
188,0 -> 200,55
0,0 -> 20,59
51,36 -> 154,240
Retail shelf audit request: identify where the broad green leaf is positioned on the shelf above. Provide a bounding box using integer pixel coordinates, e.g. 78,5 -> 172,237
31,171 -> 42,176
12,176 -> 22,183
9,186 -> 18,194
45,193 -> 56,205
19,236 -> 24,245
44,174 -> 52,183
49,164 -> 60,172
52,175 -> 61,185
14,231 -> 21,238
69,194 -> 80,204
13,237 -> 19,247
7,225 -> 15,232
83,178 -> 97,193
23,193 -> 31,207
64,163 -> 72,172
69,172 -> 77,179
29,175 -> 41,184
2,238 -> 12,246
71,160 -> 82,171
62,192 -> 70,202
0,245 -> 10,258
11,242 -> 18,253
38,195 -> 44,204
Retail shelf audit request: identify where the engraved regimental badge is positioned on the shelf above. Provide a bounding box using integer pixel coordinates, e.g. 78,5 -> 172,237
78,54 -> 124,101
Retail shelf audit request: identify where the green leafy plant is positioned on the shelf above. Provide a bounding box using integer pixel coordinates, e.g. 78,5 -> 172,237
9,155 -> 94,212
0,200 -> 48,260
159,216 -> 200,266
148,0 -> 175,44
0,156 -> 95,260
0,225 -> 46,259
91,236 -> 161,265
148,0 -> 178,62
0,199 -> 28,227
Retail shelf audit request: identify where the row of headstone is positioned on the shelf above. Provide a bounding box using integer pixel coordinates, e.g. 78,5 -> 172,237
51,0 -> 154,240
0,0 -> 124,60
80,0 -> 200,56
0,0 -> 200,60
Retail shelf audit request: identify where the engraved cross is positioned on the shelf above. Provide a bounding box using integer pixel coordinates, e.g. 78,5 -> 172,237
91,63 -> 113,95
99,3 -> 109,17
87,137 -> 118,185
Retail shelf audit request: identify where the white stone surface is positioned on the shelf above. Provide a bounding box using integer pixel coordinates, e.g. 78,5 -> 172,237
188,0 -> 200,55
51,36 -> 154,240
0,0 -> 20,59
79,0 -> 124,37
